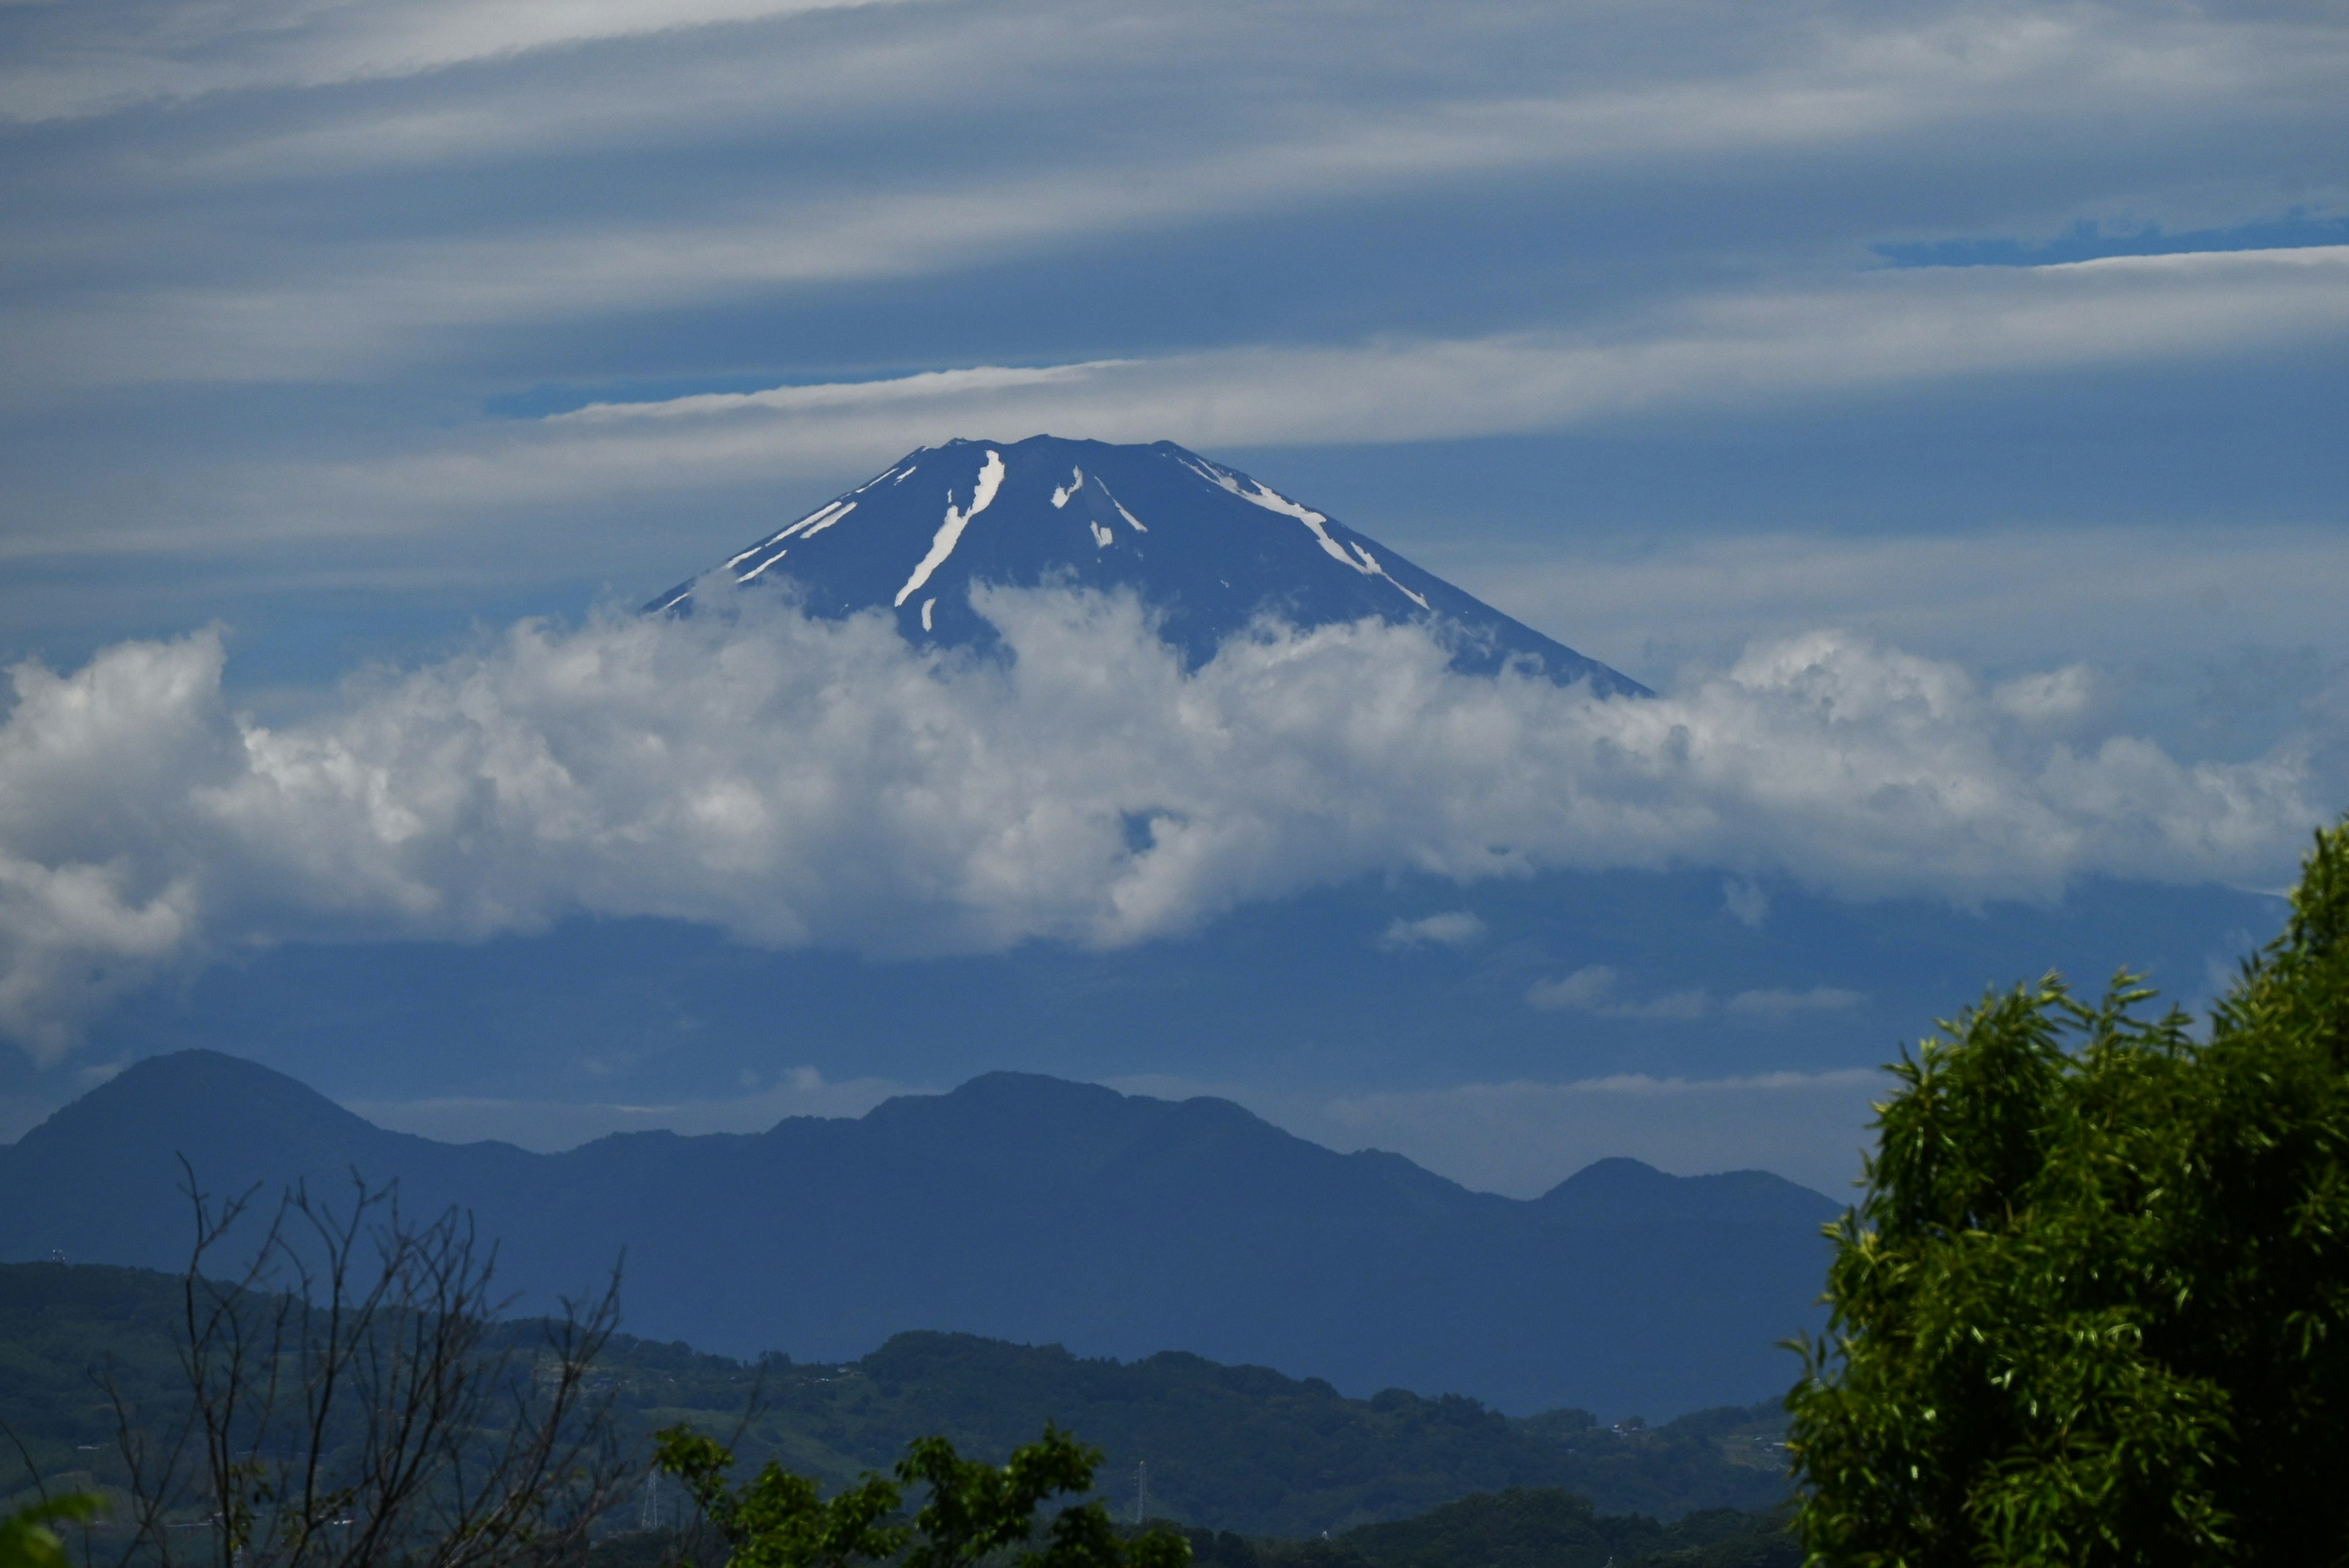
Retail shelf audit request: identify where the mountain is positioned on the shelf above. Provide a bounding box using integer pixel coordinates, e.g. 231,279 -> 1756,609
646,435 -> 1647,693
0,1052 -> 1835,1417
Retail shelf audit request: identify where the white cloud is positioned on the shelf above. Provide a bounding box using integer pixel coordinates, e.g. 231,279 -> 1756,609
1994,665 -> 2098,725
1527,966 -> 1617,1011
1529,958 -> 1865,1022
0,590 -> 2334,1058
0,634 -> 237,1057
1377,911 -> 1486,951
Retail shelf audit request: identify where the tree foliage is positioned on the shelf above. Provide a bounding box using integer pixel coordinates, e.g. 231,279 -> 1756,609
0,1496 -> 102,1568
1789,821 -> 2349,1565
655,1425 -> 1189,1568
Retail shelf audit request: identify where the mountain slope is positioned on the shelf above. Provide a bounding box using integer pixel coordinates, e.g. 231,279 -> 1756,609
647,436 -> 1647,693
0,1053 -> 1834,1416
3,1048 -> 541,1273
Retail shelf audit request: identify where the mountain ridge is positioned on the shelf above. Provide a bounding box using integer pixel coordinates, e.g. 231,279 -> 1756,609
0,1051 -> 1837,1417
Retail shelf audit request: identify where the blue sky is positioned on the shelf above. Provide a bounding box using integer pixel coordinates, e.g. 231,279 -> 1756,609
1,0 -> 2345,1191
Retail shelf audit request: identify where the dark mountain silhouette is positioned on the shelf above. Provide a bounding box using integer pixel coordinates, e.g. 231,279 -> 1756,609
0,1052 -> 1835,1416
648,435 -> 1647,693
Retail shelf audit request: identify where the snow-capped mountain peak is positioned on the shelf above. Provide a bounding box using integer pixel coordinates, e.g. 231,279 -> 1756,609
650,435 -> 1646,693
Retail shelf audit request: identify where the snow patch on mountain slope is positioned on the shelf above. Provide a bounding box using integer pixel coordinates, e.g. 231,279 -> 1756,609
1176,454 -> 1431,612
1349,543 -> 1429,610
896,450 -> 1004,608
729,500 -> 856,573
738,545 -> 790,583
1180,455 -> 1356,564
793,501 -> 856,544
1101,481 -> 1147,532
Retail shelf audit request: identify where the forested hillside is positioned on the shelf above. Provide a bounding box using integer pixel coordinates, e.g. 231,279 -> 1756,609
0,1262 -> 1791,1536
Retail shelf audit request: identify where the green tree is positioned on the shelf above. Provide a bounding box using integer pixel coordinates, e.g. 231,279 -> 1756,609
656,1424 -> 1189,1568
1788,821 -> 2349,1566
0,1497 -> 101,1568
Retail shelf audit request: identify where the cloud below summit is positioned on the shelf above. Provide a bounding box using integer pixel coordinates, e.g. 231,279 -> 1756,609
0,588 -> 2332,1059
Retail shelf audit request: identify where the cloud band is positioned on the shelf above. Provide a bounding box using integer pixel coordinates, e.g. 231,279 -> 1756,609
0,586 -> 2330,1058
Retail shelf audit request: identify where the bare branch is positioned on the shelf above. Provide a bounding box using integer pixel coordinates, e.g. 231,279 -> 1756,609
103,1164 -> 638,1568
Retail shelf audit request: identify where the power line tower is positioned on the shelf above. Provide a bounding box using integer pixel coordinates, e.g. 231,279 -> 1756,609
641,1466 -> 662,1532
1134,1460 -> 1149,1526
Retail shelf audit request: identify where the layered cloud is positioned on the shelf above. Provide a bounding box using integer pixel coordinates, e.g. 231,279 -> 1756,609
538,247 -> 2349,457
1,587 -> 2332,1059
9,0 -> 2348,394
93,246 -> 2349,505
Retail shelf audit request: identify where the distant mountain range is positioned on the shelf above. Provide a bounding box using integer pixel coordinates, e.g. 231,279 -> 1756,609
648,435 -> 1647,692
0,1052 -> 1835,1416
